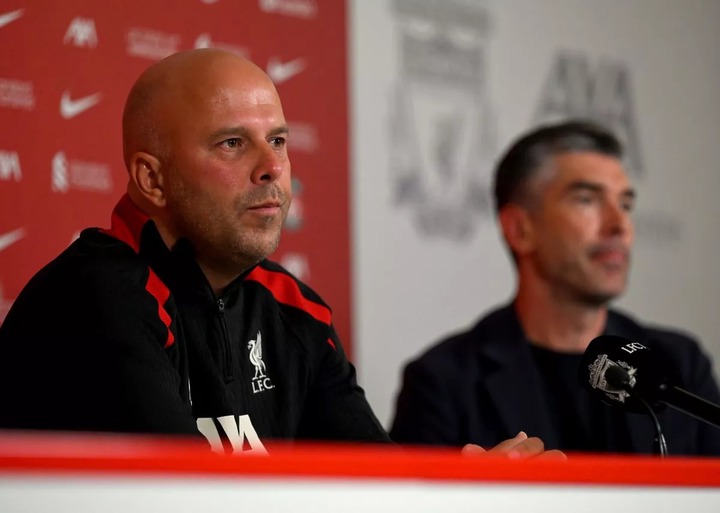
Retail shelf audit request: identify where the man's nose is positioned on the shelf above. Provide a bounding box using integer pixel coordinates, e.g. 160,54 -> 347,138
603,200 -> 632,236
250,143 -> 286,185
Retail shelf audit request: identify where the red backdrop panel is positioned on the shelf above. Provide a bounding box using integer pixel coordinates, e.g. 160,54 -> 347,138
0,0 -> 353,352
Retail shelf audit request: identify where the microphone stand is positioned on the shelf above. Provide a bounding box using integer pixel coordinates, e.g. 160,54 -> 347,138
609,366 -> 668,457
659,384 -> 720,429
636,395 -> 668,458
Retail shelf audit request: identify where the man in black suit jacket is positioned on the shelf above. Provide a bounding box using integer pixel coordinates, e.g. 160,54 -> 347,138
390,120 -> 720,456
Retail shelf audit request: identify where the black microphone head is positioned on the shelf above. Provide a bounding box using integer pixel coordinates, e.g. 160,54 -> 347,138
579,334 -> 671,413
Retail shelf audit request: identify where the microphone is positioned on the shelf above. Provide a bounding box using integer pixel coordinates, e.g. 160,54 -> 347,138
580,335 -> 720,429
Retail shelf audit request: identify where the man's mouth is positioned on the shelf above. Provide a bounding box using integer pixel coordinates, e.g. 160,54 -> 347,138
590,246 -> 629,266
247,200 -> 282,215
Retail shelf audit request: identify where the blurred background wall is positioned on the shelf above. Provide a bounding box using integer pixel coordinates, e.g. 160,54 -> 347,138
1,0 -> 719,430
351,0 -> 720,426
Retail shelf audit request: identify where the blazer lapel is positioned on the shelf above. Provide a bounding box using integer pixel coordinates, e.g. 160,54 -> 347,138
476,305 -> 560,448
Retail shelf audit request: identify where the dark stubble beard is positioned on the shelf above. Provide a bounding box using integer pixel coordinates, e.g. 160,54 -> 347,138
167,180 -> 289,277
564,266 -> 629,308
543,257 -> 629,310
572,289 -> 621,308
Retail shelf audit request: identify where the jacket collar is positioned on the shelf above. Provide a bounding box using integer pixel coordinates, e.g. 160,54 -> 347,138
471,303 -> 559,448
103,194 -> 259,305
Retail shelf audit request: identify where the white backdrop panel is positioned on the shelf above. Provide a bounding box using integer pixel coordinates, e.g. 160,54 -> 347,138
351,0 -> 720,426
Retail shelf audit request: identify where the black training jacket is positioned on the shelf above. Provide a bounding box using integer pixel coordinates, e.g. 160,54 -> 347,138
0,195 -> 389,450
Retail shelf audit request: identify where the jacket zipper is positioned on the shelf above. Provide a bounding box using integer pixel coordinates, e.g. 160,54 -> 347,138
216,298 -> 233,382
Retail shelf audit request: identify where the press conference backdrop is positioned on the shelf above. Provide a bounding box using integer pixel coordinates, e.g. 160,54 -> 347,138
1,0 -> 720,433
0,1 -> 354,346
351,0 -> 720,426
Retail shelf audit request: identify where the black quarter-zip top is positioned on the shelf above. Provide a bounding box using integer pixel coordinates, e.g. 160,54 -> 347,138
0,194 -> 391,450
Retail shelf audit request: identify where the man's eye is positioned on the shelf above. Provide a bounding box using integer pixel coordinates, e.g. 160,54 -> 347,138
574,194 -> 595,204
222,138 -> 241,148
270,137 -> 286,147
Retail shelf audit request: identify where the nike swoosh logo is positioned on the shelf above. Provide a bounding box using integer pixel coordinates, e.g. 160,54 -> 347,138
267,57 -> 305,84
0,9 -> 23,28
60,91 -> 102,119
0,228 -> 25,253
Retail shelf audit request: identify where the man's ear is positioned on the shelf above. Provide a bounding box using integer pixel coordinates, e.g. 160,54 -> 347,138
128,152 -> 165,207
498,205 -> 536,256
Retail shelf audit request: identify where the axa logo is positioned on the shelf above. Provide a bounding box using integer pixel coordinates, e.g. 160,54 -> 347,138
0,150 -> 21,181
196,414 -> 267,454
63,17 -> 98,48
534,51 -> 643,177
248,331 -> 274,394
0,9 -> 23,29
60,91 -> 102,119
267,57 -> 305,84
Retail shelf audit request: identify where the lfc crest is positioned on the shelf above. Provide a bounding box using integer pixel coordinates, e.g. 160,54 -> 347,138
248,331 -> 275,394
389,0 -> 497,241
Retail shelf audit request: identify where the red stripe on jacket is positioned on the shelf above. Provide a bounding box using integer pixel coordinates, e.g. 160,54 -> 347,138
144,270 -> 175,348
102,194 -> 175,348
103,194 -> 148,252
245,266 -> 335,349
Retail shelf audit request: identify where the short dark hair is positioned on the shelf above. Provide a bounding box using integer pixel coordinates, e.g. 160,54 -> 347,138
493,119 -> 624,213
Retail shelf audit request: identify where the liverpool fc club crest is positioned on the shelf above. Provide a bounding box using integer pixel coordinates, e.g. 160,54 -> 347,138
389,0 -> 497,241
248,331 -> 274,394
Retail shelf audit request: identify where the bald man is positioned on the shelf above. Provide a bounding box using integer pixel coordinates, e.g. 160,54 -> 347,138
0,50 -> 558,458
0,49 -> 389,450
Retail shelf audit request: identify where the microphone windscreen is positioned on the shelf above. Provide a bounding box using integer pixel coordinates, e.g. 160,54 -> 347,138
579,334 -> 672,413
